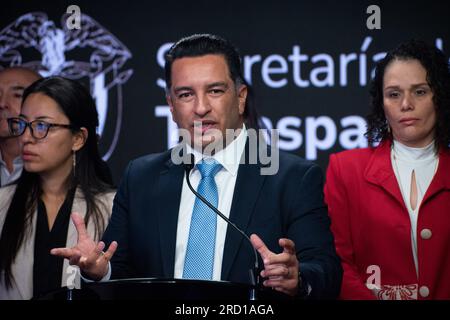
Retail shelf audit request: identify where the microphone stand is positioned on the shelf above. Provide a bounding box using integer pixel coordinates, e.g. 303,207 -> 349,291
184,157 -> 259,300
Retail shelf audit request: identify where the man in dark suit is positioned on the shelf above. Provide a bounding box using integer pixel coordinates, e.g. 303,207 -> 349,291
52,34 -> 342,299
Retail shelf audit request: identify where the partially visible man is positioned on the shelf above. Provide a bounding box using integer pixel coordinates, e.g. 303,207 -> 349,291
0,67 -> 41,187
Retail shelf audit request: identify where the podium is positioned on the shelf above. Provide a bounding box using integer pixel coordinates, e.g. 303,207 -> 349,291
37,278 -> 288,300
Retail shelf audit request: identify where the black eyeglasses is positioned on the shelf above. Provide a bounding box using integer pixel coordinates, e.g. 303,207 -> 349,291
7,118 -> 77,140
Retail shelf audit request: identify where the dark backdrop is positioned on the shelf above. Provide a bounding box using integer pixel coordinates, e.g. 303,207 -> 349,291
2,0 -> 449,183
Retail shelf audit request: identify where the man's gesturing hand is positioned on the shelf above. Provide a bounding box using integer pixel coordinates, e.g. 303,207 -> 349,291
51,212 -> 117,281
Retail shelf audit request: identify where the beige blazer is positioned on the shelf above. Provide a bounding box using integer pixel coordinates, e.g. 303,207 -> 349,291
0,185 -> 115,300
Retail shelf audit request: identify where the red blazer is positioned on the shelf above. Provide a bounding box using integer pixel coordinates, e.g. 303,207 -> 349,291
324,140 -> 450,300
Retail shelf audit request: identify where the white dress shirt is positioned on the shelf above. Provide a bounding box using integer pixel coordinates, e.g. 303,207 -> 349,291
94,125 -> 248,282
174,125 -> 248,280
0,152 -> 23,187
391,140 -> 438,275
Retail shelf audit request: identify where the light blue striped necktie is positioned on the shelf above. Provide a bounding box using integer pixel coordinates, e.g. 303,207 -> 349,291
183,159 -> 222,280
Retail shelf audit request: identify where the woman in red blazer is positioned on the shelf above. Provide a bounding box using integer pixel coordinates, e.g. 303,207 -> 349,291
325,40 -> 450,300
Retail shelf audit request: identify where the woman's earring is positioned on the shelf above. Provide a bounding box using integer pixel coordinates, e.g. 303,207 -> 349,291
72,151 -> 76,176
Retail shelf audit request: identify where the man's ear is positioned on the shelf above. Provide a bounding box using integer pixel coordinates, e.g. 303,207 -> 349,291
72,127 -> 88,152
237,84 -> 248,115
167,93 -> 178,123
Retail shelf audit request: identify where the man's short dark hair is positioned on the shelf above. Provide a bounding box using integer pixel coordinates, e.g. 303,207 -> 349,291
164,34 -> 244,90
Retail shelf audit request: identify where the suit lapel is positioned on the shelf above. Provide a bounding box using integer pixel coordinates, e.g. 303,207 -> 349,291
66,189 -> 86,247
221,146 -> 267,280
157,158 -> 184,277
364,140 -> 406,209
422,148 -> 450,205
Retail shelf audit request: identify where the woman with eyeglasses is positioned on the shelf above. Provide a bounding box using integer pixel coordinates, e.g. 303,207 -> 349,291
324,40 -> 450,300
0,76 -> 115,299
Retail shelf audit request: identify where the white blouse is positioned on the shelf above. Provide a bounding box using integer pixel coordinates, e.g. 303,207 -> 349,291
391,140 -> 438,276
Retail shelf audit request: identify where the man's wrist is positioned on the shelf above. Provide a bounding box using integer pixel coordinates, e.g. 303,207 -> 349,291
297,271 -> 310,298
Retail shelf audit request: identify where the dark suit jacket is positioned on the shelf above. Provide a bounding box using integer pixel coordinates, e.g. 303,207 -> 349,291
103,143 -> 342,299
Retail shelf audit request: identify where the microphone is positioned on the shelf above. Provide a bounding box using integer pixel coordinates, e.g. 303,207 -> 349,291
183,154 -> 260,300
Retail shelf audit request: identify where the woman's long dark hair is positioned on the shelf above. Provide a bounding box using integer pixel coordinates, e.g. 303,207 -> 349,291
365,39 -> 450,148
0,77 -> 114,287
